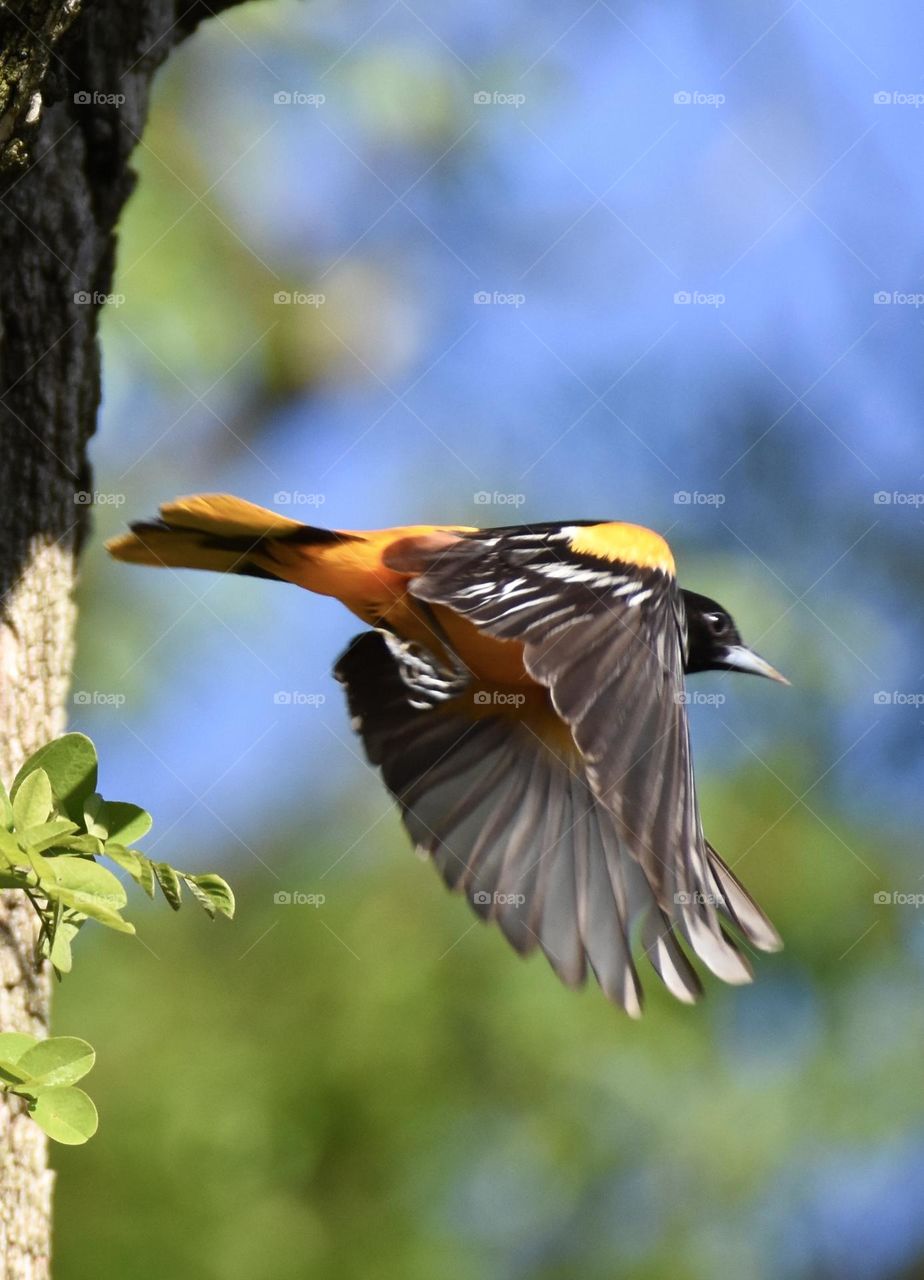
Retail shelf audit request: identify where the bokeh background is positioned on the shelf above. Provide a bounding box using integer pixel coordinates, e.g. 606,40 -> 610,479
55,1 -> 924,1276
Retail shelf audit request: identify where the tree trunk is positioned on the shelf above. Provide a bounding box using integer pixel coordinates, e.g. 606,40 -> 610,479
0,2 -> 249,1272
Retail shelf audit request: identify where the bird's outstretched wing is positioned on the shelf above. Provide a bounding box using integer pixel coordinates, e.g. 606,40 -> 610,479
390,522 -> 780,983
335,630 -> 706,1014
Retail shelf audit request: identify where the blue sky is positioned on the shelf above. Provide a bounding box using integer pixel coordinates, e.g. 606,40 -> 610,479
77,0 -> 923,878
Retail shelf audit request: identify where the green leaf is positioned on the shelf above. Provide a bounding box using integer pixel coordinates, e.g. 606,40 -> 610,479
11,735 -> 98,824
52,834 -> 104,856
28,1086 -> 98,1144
154,862 -> 183,911
12,769 -> 52,831
104,845 -> 155,897
0,779 -> 12,831
22,849 -> 55,882
48,920 -> 82,974
184,874 -> 235,920
0,827 -> 26,868
34,856 -> 134,933
102,845 -> 141,877
16,1037 -> 95,1088
0,1033 -> 38,1065
48,888 -> 134,934
0,1033 -> 39,1087
82,793 -> 108,841
19,819 -> 79,854
44,857 -> 128,910
102,803 -> 152,847
137,860 -> 156,898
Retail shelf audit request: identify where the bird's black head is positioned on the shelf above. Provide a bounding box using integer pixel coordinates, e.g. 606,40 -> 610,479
681,590 -> 789,683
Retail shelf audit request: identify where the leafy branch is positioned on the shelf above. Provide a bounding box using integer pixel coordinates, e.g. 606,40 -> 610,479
0,1034 -> 98,1145
0,733 -> 234,1144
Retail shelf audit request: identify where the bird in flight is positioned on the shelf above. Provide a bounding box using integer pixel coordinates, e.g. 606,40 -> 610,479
108,493 -> 787,1016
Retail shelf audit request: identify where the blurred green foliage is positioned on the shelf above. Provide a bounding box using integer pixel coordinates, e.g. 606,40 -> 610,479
53,775 -> 922,1279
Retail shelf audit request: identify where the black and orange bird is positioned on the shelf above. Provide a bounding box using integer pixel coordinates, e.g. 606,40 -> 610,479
108,494 -> 788,1016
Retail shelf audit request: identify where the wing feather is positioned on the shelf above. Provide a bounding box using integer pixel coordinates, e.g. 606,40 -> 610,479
403,525 -> 777,980
335,629 -> 709,1012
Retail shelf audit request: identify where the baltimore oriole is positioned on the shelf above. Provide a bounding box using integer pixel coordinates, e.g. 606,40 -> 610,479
108,493 -> 788,1015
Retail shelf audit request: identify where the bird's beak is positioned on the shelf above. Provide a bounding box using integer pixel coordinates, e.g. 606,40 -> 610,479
720,645 -> 790,685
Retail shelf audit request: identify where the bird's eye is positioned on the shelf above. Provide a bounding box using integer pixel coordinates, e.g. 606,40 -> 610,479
704,612 -> 727,637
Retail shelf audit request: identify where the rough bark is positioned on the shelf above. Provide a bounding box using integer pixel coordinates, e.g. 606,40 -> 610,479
0,1 -> 251,1273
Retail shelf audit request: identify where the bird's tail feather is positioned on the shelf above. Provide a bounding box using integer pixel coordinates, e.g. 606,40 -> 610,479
106,493 -> 349,580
